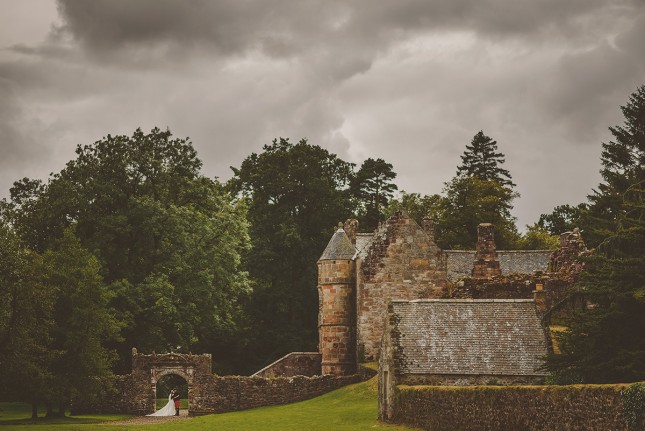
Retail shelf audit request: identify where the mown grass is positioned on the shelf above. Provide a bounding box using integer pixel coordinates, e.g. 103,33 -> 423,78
0,375 -> 415,431
0,402 -> 132,426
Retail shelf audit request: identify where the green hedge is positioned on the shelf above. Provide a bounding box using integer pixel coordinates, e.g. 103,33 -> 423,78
393,382 -> 645,431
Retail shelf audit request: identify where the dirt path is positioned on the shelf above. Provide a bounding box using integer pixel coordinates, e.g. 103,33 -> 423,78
105,410 -> 193,425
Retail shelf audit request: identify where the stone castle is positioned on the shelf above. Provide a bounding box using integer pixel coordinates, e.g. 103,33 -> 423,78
317,210 -> 585,377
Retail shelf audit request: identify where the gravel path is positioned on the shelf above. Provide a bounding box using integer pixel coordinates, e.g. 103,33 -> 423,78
105,410 -> 193,425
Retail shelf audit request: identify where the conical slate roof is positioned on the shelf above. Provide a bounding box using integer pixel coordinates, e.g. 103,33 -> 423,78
319,228 -> 356,261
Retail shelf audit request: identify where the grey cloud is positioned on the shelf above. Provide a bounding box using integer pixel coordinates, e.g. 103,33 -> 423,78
0,82 -> 55,195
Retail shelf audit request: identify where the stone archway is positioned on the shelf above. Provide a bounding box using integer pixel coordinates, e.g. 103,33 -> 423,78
130,348 -> 212,415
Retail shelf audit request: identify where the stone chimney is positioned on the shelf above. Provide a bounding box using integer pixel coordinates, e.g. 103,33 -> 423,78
343,218 -> 359,246
532,283 -> 548,314
422,215 -> 435,242
472,223 -> 502,278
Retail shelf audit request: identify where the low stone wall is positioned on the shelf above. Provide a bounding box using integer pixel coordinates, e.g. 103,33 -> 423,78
73,373 -> 360,416
252,352 -> 322,378
391,383 -> 645,431
194,374 -> 361,415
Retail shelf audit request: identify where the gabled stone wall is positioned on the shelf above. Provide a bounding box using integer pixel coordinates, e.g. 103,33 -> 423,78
357,211 -> 446,361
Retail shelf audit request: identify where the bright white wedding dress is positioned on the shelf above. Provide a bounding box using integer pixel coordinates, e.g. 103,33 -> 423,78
147,394 -> 176,417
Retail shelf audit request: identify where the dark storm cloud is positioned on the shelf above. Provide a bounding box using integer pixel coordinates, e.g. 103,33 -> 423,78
56,0 -> 631,65
0,81 -> 54,196
1,0 -> 644,228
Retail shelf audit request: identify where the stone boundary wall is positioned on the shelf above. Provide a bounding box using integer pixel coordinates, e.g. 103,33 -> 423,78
391,383 -> 644,431
73,373 -> 360,416
252,352 -> 321,378
196,374 -> 361,414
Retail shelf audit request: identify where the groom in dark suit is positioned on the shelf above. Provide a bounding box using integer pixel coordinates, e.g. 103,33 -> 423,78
172,388 -> 181,416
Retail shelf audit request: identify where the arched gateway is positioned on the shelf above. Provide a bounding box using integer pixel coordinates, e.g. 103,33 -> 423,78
130,348 -> 213,415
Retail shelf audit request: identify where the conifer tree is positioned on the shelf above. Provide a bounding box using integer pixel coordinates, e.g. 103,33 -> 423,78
456,131 -> 515,188
545,85 -> 645,383
351,158 -> 398,231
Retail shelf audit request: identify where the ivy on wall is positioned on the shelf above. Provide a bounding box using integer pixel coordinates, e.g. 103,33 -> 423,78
623,382 -> 645,431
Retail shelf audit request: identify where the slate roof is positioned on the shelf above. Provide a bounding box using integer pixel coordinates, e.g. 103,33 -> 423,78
319,228 -> 357,260
355,233 -> 374,259
444,250 -> 552,280
390,299 -> 548,376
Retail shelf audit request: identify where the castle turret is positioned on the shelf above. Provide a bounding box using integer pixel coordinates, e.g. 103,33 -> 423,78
318,223 -> 356,376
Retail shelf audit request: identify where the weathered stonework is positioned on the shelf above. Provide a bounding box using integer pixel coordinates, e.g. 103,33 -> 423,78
357,211 -> 447,361
318,228 -> 357,376
472,223 -> 502,278
549,228 -> 588,273
378,299 -> 550,421
318,212 -> 588,377
72,349 -> 360,416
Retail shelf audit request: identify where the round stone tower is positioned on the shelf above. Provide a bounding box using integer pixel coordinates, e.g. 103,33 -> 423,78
318,223 -> 357,376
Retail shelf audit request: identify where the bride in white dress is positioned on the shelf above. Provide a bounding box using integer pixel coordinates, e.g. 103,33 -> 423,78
147,390 -> 177,417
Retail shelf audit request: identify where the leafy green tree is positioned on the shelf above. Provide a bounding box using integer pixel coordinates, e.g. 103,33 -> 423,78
39,229 -> 121,415
517,224 -> 560,250
0,223 -> 53,417
537,203 -> 588,236
351,158 -> 398,231
230,138 -> 355,372
545,85 -> 645,383
456,131 -> 515,188
1,128 -> 250,372
438,176 -> 519,249
384,192 -> 443,226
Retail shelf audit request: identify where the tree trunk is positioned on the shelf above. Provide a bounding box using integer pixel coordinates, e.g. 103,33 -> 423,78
45,403 -> 53,418
58,400 -> 66,417
31,402 -> 38,419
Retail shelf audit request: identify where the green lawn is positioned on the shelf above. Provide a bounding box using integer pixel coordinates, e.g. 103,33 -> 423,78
0,375 -> 414,430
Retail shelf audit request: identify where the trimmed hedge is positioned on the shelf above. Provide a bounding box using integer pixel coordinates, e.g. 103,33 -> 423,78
393,383 -> 645,431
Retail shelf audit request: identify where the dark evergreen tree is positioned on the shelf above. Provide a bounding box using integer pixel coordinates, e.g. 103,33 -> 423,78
351,158 -> 398,231
456,131 -> 515,188
437,176 -> 519,249
545,85 -> 645,383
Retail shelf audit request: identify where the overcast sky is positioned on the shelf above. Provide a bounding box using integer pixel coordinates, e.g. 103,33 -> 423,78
1,0 -> 644,229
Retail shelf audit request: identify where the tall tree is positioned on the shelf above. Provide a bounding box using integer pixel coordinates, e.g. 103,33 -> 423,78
351,158 -> 398,231
384,192 -> 443,226
438,176 -> 519,249
230,138 -> 355,372
456,131 -> 515,188
40,229 -> 121,415
0,223 -> 53,417
545,85 -> 645,383
537,203 -> 588,236
1,128 -> 250,372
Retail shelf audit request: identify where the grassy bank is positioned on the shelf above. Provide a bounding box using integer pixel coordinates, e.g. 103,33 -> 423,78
0,375 -> 413,431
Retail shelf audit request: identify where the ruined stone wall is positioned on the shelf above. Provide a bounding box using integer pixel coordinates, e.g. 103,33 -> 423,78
252,352 -> 321,378
357,211 -> 446,361
391,383 -> 643,431
445,274 -> 574,316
